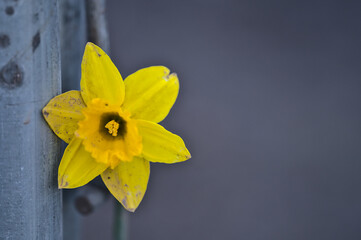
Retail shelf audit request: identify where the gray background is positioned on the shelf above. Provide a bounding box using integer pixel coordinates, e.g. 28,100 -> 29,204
82,0 -> 361,239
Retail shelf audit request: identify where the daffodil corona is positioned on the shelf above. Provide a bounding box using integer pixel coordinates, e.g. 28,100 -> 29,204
42,43 -> 191,212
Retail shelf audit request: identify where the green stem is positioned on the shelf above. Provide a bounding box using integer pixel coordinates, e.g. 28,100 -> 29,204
113,201 -> 128,240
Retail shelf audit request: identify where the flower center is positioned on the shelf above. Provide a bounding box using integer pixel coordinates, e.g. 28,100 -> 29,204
99,112 -> 127,139
77,98 -> 142,168
105,120 -> 119,136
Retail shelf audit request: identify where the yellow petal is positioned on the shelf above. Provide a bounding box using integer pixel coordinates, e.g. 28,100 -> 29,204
122,66 -> 179,123
80,42 -> 125,105
101,157 -> 150,212
136,120 -> 191,163
59,137 -> 108,189
42,90 -> 85,143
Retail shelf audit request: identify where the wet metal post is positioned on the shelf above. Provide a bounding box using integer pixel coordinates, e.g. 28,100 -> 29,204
0,1 -> 62,239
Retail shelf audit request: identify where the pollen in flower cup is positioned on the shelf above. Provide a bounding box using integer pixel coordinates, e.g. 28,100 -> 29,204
42,42 -> 191,212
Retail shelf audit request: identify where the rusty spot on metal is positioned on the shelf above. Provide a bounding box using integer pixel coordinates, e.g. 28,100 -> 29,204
5,6 -> 14,15
33,13 -> 39,23
0,61 -> 23,89
32,31 -> 40,52
0,34 -> 10,48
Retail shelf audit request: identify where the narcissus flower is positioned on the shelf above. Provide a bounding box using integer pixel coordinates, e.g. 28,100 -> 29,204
42,42 -> 191,212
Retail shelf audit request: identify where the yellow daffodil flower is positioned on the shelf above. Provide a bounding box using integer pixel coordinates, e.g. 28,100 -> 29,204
42,42 -> 191,212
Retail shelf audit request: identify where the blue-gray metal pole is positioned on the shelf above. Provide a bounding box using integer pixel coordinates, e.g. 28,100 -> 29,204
59,1 -> 87,238
86,0 -> 110,54
0,1 -> 62,239
60,0 -> 87,93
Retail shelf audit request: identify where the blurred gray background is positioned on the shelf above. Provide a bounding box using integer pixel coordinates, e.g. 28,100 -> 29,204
82,0 -> 361,239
